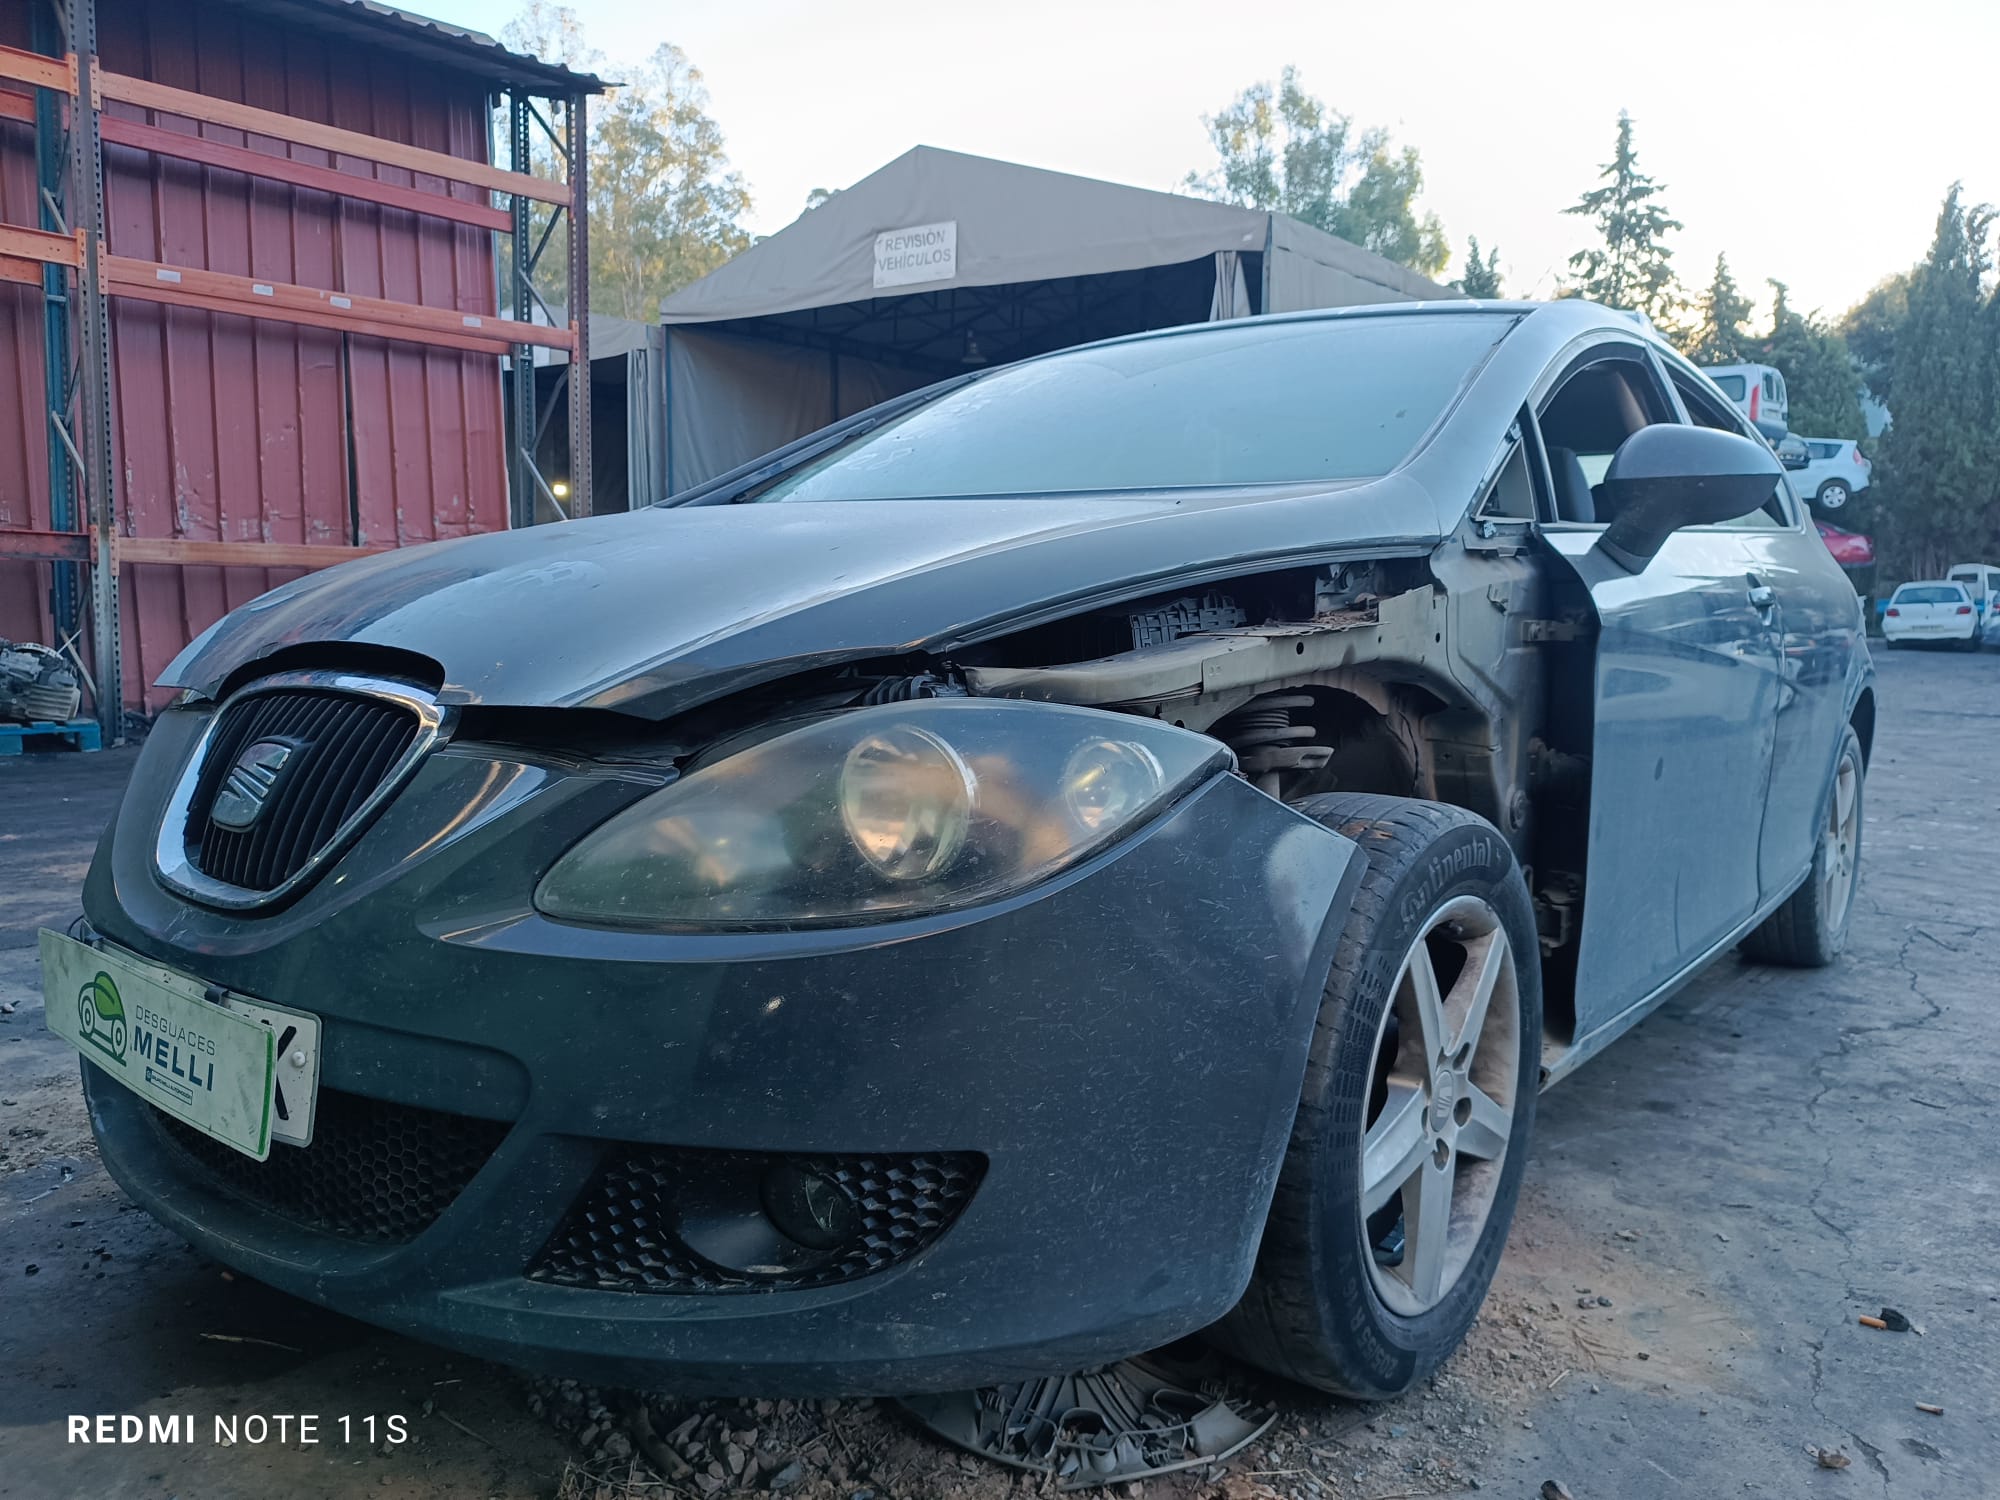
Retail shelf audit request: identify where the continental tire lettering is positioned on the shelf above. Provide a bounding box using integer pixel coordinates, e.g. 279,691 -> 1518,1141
1398,834 -> 1501,927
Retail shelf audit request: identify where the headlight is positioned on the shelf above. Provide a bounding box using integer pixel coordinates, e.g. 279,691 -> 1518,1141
534,699 -> 1229,930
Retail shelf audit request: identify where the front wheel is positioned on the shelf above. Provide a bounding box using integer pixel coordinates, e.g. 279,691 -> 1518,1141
1742,725 -> 1864,966
1209,795 -> 1541,1398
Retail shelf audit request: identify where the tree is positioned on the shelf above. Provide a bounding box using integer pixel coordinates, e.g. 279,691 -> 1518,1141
1681,254 -> 1753,365
1184,68 -> 1448,276
1563,111 -> 1682,323
1839,270 -> 1914,406
1870,186 -> 1999,577
802,188 -> 840,213
1749,282 -> 1866,440
501,5 -> 752,321
1452,237 -> 1504,298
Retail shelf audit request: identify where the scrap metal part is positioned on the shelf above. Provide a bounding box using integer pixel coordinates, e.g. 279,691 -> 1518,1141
0,640 -> 83,725
897,1350 -> 1276,1491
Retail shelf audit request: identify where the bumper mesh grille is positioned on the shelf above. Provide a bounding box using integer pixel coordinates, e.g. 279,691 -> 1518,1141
150,1087 -> 510,1244
530,1147 -> 982,1293
187,688 -> 421,893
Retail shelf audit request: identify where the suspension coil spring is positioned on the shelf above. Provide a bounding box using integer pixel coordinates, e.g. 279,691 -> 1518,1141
1217,693 -> 1334,789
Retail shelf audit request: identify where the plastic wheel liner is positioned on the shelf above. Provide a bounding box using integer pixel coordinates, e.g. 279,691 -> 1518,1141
897,1348 -> 1275,1490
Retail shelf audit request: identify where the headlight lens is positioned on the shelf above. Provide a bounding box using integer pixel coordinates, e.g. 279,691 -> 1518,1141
839,725 -> 975,880
535,699 -> 1228,930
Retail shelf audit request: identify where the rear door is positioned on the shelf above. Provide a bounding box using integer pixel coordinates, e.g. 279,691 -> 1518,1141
1534,342 -> 1783,1033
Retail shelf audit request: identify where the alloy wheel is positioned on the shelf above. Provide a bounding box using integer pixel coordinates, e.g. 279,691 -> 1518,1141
1359,894 -> 1522,1317
1822,748 -> 1860,928
1820,483 -> 1848,510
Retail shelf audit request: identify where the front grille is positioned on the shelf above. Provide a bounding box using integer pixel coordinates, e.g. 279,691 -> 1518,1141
185,687 -> 422,893
530,1147 -> 983,1294
149,1087 -> 510,1244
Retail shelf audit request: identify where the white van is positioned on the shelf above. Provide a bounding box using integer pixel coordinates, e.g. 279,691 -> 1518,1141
1699,362 -> 1789,442
1947,562 -> 2000,644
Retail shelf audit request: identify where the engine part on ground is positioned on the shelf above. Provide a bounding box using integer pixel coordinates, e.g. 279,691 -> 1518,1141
897,1349 -> 1275,1491
0,641 -> 82,726
1216,693 -> 1333,794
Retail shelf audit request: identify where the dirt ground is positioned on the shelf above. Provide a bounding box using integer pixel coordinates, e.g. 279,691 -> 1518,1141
2,644 -> 1995,1500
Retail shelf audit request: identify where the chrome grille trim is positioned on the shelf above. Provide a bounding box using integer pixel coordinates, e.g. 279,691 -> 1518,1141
154,671 -> 451,911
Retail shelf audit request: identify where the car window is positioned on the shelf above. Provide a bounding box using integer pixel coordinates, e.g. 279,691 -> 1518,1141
1475,438 -> 1537,520
1666,368 -> 1790,528
1709,373 -> 1746,400
1808,441 -> 1839,460
744,313 -> 1516,501
1537,352 -> 1676,525
1896,585 -> 1968,604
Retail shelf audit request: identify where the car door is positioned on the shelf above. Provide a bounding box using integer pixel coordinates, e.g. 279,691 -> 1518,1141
1659,357 -> 1865,900
1532,342 -> 1783,1034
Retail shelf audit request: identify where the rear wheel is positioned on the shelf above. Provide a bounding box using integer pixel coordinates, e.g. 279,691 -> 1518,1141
1816,480 -> 1850,511
1743,726 -> 1863,966
1210,795 -> 1540,1398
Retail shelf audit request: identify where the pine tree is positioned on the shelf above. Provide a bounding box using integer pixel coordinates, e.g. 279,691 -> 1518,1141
1563,111 -> 1682,323
1682,254 -> 1753,365
1874,186 -> 1998,576
1750,282 -> 1865,440
1453,237 -> 1504,298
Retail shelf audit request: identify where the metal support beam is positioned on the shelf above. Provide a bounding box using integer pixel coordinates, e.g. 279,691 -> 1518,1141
565,90 -> 591,517
33,0 -> 77,639
507,91 -> 535,530
70,0 -> 121,742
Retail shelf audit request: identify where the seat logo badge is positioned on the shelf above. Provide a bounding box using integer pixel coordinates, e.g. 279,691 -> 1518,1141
211,738 -> 298,831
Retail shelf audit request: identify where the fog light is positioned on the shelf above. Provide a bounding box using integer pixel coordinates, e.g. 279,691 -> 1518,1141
761,1163 -> 861,1251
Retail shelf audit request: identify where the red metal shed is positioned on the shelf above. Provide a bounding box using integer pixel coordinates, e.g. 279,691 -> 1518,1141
0,0 -> 599,725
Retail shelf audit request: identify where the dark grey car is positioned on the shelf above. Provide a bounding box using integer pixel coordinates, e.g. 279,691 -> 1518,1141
57,299 -> 1873,1398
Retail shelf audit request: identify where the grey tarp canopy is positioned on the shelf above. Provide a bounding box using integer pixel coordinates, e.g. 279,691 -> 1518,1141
657,145 -> 1452,494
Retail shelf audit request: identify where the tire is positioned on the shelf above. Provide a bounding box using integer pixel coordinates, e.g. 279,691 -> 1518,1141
1210,794 -> 1541,1398
1742,725 -> 1864,967
1816,481 -> 1849,511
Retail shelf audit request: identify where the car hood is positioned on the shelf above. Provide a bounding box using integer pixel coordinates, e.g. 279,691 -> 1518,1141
161,480 -> 1429,720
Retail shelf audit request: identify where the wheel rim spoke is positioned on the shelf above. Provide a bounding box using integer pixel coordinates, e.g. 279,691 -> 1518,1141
1362,1082 -> 1429,1217
1456,1083 -> 1511,1162
1446,928 -> 1508,1064
1398,1150 -> 1454,1306
1398,940 -> 1446,1065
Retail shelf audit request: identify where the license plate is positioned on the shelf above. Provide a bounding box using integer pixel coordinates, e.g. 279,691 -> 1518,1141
40,930 -> 321,1161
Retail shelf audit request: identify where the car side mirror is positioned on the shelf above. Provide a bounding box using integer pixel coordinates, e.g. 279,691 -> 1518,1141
1592,425 -> 1785,573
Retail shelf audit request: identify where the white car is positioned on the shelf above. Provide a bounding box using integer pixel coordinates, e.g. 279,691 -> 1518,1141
1946,562 -> 2000,644
1699,362 -> 1789,441
1883,581 -> 1980,650
1792,439 -> 1872,511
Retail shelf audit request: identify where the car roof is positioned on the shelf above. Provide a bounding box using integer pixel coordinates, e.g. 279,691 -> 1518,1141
972,297 -> 1669,390
1894,580 -> 1969,593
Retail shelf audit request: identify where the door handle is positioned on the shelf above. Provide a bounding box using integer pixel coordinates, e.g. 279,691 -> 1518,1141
1748,584 -> 1776,611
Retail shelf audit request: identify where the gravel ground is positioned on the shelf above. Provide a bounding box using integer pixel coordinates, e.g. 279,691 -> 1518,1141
1,643 -> 1994,1499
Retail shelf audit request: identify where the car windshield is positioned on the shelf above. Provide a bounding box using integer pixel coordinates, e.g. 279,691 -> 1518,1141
744,313 -> 1512,502
1896,586 -> 1966,604
1708,374 -> 1747,400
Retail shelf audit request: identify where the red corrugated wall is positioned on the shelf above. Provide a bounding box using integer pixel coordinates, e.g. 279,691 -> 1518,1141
0,0 -> 506,714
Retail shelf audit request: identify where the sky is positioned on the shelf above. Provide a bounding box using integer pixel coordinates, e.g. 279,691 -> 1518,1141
433,0 -> 1998,320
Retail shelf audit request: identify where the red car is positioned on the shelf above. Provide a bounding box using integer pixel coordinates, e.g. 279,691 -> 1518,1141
1816,519 -> 1875,568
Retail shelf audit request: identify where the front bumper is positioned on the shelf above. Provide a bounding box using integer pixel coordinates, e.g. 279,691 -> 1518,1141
82,711 -> 1362,1393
